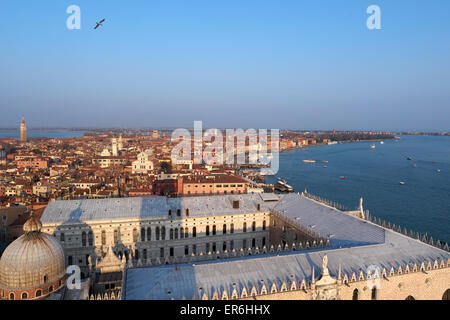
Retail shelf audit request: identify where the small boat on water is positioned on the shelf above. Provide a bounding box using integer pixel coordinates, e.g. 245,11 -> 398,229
339,176 -> 346,180
275,179 -> 294,193
437,169 -> 441,173
370,144 -> 376,149
399,182 -> 405,185
407,157 -> 413,161
380,141 -> 384,145
302,160 -> 316,163
322,160 -> 328,163
323,165 -> 328,168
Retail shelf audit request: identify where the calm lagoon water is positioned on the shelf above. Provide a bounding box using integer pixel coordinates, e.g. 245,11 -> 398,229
267,135 -> 450,243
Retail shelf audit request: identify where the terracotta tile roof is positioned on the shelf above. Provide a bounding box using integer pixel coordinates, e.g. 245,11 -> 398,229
9,207 -> 45,227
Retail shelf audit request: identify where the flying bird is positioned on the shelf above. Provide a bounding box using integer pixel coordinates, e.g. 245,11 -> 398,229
94,19 -> 105,30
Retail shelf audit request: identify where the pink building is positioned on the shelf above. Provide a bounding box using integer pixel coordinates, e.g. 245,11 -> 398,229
16,158 -> 48,170
181,175 -> 247,196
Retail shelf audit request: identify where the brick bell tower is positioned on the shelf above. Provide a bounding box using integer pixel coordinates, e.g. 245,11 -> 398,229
20,116 -> 27,143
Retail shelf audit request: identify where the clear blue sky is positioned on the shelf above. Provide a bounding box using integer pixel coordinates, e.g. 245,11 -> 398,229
0,0 -> 449,131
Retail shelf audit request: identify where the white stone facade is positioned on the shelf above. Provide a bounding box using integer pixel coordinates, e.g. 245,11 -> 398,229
41,211 -> 271,276
132,152 -> 154,174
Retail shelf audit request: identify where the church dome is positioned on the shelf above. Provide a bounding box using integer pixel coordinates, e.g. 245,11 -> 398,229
23,212 -> 42,233
0,213 -> 66,300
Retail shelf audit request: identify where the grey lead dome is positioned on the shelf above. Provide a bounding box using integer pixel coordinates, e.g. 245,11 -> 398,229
0,213 -> 65,292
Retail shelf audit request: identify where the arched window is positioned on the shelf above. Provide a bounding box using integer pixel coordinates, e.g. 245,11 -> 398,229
262,237 -> 266,247
147,227 -> 151,241
43,274 -> 48,283
175,228 -> 178,239
143,249 -> 147,260
161,227 -> 166,240
35,290 -> 42,298
230,223 -> 234,234
168,210 -> 172,216
133,228 -> 138,242
22,292 -> 28,299
156,227 -> 160,240
243,222 -> 247,233
352,289 -> 359,300
60,232 -> 65,242
443,289 -> 450,300
206,226 -> 210,236
49,286 -> 53,293
177,209 -> 181,217
263,220 -> 266,230
88,231 -> 93,246
170,228 -> 174,240
371,288 -> 377,300
405,295 -> 415,300
212,225 -> 216,235
141,228 -> 145,241
252,238 -> 256,248
223,224 -> 227,235
192,227 -> 197,237
223,242 -> 226,251
101,230 -> 106,245
81,232 -> 86,247
9,293 -> 14,300
186,209 -> 189,216
252,221 -> 256,232
113,229 -> 118,244
184,227 -> 188,238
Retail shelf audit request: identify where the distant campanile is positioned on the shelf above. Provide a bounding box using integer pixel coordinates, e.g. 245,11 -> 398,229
20,116 -> 27,143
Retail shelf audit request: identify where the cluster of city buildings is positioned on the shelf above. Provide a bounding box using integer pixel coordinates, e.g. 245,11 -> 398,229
0,118 -> 255,207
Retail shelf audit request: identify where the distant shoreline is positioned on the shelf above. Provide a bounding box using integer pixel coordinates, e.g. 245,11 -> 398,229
0,128 -> 448,135
0,128 -> 85,131
0,129 -> 87,139
279,138 -> 394,153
